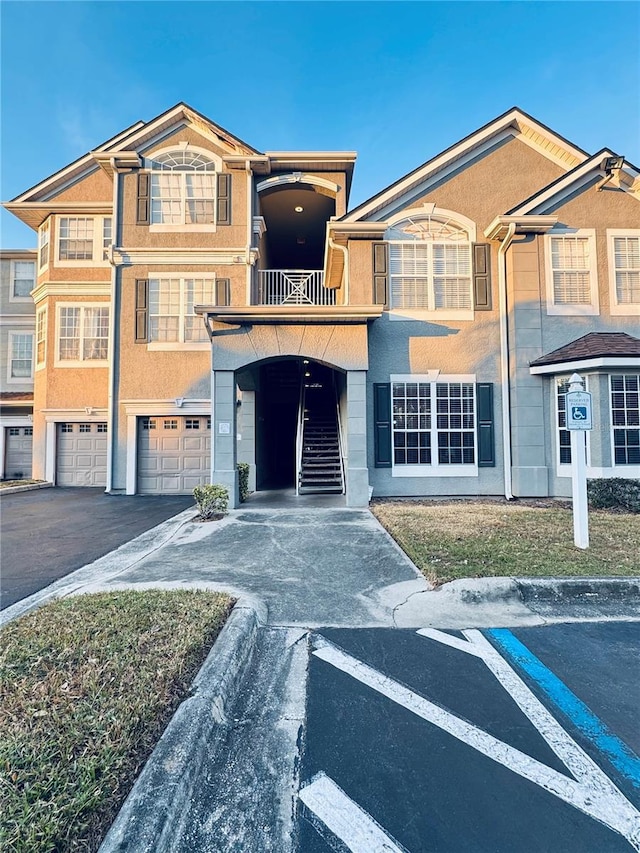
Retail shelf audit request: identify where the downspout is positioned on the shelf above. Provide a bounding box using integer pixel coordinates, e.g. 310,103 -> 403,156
498,223 -> 516,500
105,160 -> 120,493
328,236 -> 349,304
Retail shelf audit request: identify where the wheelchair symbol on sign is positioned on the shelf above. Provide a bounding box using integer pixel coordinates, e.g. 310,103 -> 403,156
572,406 -> 588,420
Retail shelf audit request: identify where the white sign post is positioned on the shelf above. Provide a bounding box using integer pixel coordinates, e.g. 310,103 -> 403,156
566,373 -> 592,549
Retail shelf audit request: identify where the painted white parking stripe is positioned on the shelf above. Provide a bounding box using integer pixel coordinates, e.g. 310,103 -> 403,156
299,772 -> 410,853
313,639 -> 640,850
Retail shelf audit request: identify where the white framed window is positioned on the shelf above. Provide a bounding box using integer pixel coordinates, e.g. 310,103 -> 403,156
39,220 -> 50,270
607,230 -> 640,316
387,214 -> 473,320
36,306 -> 47,368
55,304 -> 109,366
391,373 -> 478,477
56,216 -> 112,266
148,149 -> 218,230
10,261 -> 35,300
610,374 -> 640,465
544,229 -> 599,315
148,275 -> 215,346
7,332 -> 34,382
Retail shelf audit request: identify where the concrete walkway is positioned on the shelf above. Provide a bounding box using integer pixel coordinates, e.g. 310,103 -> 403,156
89,508 -> 429,628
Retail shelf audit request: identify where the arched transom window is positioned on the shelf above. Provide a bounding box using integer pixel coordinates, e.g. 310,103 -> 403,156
388,215 -> 472,311
149,150 -> 217,225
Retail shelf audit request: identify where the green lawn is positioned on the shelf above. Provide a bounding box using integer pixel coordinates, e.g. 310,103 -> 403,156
372,500 -> 640,586
1,590 -> 233,853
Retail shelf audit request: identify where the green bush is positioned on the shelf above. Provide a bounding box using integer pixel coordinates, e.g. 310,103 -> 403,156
237,462 -> 250,502
193,484 -> 229,519
587,478 -> 640,513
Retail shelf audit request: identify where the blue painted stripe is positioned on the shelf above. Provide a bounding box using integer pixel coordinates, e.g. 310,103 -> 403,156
486,628 -> 640,789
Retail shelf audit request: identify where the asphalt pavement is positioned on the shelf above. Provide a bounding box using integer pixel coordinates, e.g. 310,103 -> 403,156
0,487 -> 194,609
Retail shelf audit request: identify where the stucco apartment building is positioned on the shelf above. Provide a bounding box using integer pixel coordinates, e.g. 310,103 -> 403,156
2,104 -> 639,506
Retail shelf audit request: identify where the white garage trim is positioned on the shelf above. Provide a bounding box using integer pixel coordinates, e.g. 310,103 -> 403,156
55,421 -> 108,487
43,411 -> 108,485
1,416 -> 33,479
123,400 -> 211,495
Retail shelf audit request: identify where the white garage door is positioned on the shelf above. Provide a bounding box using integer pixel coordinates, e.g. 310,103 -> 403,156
56,422 -> 107,486
137,416 -> 211,494
5,426 -> 33,479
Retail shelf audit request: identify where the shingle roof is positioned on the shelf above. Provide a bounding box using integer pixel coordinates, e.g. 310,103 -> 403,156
530,332 -> 640,367
0,392 -> 33,401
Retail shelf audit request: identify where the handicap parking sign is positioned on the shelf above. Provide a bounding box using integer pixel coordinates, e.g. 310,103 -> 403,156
566,391 -> 592,430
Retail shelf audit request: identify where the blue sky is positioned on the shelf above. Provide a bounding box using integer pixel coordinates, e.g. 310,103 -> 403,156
1,1 -> 638,248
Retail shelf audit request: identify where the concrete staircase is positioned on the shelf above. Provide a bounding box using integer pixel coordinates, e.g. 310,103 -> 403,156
298,384 -> 344,494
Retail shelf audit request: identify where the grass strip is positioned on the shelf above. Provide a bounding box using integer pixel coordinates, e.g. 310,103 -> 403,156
372,500 -> 640,586
1,589 -> 233,853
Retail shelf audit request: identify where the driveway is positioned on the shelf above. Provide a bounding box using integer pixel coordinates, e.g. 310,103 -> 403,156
0,488 -> 194,609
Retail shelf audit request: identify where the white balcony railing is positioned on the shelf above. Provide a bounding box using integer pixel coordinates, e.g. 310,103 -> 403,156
257,270 -> 335,306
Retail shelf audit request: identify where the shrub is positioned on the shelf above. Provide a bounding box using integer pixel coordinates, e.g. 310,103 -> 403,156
193,484 -> 229,519
237,462 -> 250,502
587,478 -> 640,513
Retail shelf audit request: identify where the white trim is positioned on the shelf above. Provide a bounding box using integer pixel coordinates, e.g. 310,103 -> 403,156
544,228 -> 599,316
38,220 -> 50,272
54,302 -> 110,368
35,306 -> 47,370
8,259 -> 36,302
146,342 -> 210,352
122,399 -> 211,414
45,421 -> 56,483
6,331 -> 34,385
142,142 -> 223,171
344,110 -> 586,223
609,372 -> 640,470
531,356 -> 640,375
126,415 -> 137,495
0,316 -> 36,326
0,416 -> 33,481
606,229 -> 640,317
256,173 -> 340,195
55,214 -> 112,268
389,308 -> 474,322
112,247 -> 256,266
390,373 -> 479,478
385,206 -> 478,242
581,465 -> 640,479
32,282 -> 111,303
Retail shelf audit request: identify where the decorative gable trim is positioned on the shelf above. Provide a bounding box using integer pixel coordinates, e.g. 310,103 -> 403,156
342,107 -> 588,223
508,150 -> 640,215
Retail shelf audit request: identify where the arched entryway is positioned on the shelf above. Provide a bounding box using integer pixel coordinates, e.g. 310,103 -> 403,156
237,357 -> 346,494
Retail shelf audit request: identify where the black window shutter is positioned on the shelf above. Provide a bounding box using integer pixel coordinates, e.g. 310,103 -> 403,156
135,279 -> 149,343
476,382 -> 495,466
374,383 -> 392,467
216,278 -> 231,306
372,242 -> 389,307
472,243 -> 492,310
136,173 -> 150,225
217,174 -> 231,225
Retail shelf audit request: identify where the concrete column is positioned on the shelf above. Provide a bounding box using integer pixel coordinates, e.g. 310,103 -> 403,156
211,369 -> 238,507
237,389 -> 257,492
346,370 -> 369,507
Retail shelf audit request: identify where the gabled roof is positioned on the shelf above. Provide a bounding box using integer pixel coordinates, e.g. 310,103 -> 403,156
508,150 -> 640,215
7,103 -> 261,207
530,332 -> 640,371
342,107 -> 589,223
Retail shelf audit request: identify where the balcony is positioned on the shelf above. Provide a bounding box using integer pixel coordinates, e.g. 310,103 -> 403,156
256,270 -> 335,306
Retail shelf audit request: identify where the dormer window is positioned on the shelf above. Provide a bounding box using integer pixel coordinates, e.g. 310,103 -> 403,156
149,150 -> 217,226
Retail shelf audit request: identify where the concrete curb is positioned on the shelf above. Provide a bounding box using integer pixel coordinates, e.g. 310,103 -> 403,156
99,596 -> 267,853
0,481 -> 52,495
438,576 -> 640,606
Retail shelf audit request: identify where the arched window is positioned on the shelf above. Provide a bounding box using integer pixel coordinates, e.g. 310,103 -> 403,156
387,214 -> 472,311
149,149 -> 217,225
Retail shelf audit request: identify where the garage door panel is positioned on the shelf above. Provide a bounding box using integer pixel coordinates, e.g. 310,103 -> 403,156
56,424 -> 107,487
5,427 -> 33,479
138,416 -> 210,494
